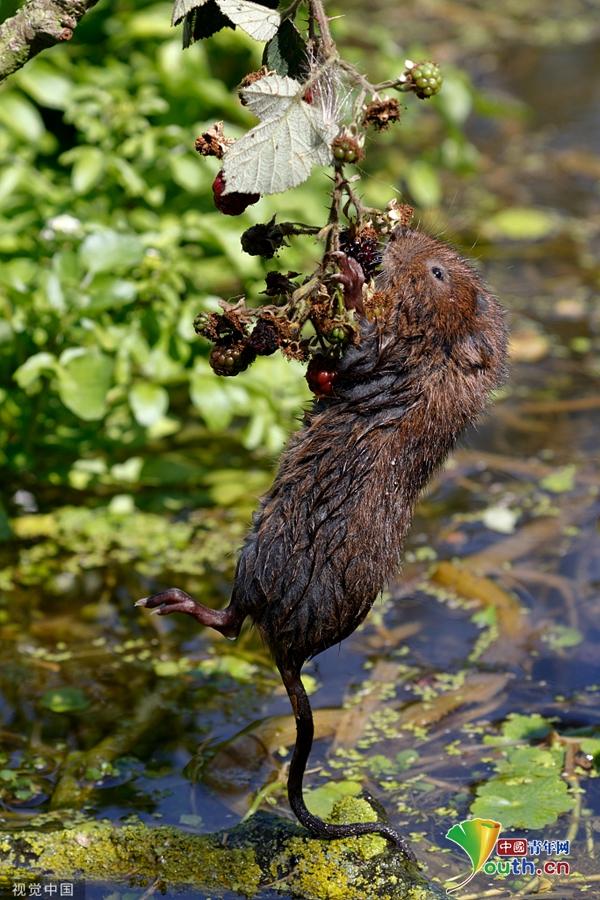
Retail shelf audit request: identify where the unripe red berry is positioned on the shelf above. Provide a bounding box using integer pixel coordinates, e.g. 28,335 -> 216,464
306,355 -> 338,397
212,170 -> 260,216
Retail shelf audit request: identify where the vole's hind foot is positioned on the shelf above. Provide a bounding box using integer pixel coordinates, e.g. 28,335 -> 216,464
135,588 -> 243,639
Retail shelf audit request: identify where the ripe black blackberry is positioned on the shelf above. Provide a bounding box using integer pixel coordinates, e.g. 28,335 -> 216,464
248,318 -> 280,356
339,226 -> 382,278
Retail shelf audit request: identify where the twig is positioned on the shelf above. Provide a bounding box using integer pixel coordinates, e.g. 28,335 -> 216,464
308,0 -> 334,55
0,0 -> 100,84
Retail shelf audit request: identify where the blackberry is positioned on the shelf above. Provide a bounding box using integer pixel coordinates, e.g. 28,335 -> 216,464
402,61 -> 443,99
241,218 -> 287,258
331,132 -> 364,165
248,318 -> 280,356
339,227 -> 382,278
212,170 -> 260,216
210,341 -> 256,376
306,355 -> 338,397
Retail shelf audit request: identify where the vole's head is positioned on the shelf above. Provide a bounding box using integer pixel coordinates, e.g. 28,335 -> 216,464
374,226 -> 508,379
380,226 -> 488,337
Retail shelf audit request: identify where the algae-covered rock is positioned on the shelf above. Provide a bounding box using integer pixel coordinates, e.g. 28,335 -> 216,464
0,803 -> 444,899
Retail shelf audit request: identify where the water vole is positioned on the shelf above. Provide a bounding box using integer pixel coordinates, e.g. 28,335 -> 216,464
137,226 -> 508,857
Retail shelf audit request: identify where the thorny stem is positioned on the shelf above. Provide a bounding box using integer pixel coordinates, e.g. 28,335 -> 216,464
307,0 -> 334,56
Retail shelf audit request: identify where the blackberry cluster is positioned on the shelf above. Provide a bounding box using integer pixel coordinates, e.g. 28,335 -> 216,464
210,341 -> 256,376
248,317 -> 280,356
409,61 -> 443,99
241,219 -> 287,258
339,227 -> 382,278
332,133 -> 364,165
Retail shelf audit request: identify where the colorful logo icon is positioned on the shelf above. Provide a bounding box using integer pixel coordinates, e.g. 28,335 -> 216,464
445,817 -> 502,893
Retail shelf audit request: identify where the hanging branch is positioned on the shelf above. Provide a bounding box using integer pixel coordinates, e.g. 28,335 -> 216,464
0,0 -> 99,84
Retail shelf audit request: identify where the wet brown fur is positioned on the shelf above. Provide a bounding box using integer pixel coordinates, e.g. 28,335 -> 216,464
236,227 -> 508,672
138,227 -> 508,850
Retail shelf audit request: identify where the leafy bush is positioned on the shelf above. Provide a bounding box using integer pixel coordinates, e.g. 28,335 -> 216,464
0,0 -> 480,514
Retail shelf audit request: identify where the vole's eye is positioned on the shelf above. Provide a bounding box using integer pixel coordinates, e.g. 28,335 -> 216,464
431,265 -> 445,281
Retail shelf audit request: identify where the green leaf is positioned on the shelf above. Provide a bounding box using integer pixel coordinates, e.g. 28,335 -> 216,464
40,688 -> 90,713
13,352 -> 57,389
540,465 -> 576,493
79,230 -> 144,276
405,160 -> 442,208
542,625 -> 583,650
223,75 -> 336,195
190,374 -> 234,430
17,61 -> 73,109
0,501 -> 12,542
111,157 -> 146,196
216,0 -> 279,40
197,654 -> 258,682
129,382 -> 169,427
182,0 -> 231,46
304,781 -> 363,819
57,349 -> 114,421
435,71 -> 472,125
486,207 -> 557,241
486,713 -> 553,744
263,20 -> 307,78
72,147 -> 106,195
472,743 -> 574,828
0,92 -> 45,142
84,278 -> 137,313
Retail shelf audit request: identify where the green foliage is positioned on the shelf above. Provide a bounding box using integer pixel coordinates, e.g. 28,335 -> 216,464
0,1 -> 482,511
0,2 -> 321,504
471,714 -> 574,829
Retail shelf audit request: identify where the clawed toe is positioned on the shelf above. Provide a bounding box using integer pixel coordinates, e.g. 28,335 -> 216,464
134,588 -> 197,616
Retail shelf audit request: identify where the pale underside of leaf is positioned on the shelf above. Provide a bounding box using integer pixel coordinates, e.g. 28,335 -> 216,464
240,73 -> 303,121
222,100 -> 336,195
216,0 -> 279,41
172,0 -> 209,27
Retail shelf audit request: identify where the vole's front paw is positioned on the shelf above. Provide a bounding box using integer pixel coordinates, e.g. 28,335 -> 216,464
328,251 -> 365,315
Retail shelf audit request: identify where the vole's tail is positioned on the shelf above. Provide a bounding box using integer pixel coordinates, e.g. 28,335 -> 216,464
279,666 -> 416,861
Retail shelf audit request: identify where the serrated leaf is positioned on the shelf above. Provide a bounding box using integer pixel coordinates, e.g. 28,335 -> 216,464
262,19 -> 307,77
216,0 -> 279,40
172,0 -> 208,26
240,73 -> 301,120
222,83 -> 336,195
182,0 -> 231,46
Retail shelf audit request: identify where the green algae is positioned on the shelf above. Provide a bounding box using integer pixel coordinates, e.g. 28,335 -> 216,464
0,802 -> 444,899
